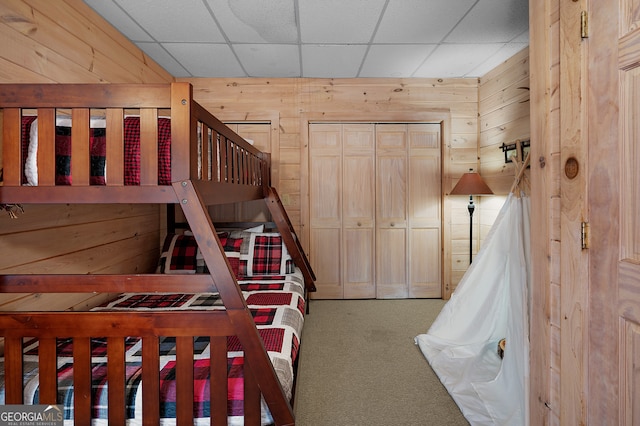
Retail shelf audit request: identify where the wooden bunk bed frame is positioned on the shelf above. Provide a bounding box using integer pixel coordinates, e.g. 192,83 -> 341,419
0,82 -> 316,425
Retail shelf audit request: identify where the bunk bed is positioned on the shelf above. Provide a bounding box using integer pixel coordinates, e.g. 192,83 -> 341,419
0,82 -> 316,425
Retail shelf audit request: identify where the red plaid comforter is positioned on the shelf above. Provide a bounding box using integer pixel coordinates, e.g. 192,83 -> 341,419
0,274 -> 305,426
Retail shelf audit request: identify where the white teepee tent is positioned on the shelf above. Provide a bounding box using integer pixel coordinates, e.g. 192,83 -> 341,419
415,158 -> 531,425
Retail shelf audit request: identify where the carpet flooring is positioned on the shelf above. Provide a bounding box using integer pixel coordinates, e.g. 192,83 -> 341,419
293,299 -> 470,426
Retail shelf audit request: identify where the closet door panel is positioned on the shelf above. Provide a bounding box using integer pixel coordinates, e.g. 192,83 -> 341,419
376,228 -> 408,298
343,124 -> 375,298
408,123 -> 442,297
410,228 -> 441,297
344,228 -> 375,298
311,228 -> 342,299
376,124 -> 408,298
309,124 -> 343,298
309,155 -> 341,227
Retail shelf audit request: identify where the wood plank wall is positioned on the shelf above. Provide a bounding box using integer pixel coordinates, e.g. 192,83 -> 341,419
182,77 -> 480,296
0,0 -> 174,312
478,48 -> 530,248
530,0 -> 561,424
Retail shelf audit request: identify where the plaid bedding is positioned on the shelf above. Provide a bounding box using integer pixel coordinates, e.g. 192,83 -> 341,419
21,116 -> 172,186
0,273 -> 305,426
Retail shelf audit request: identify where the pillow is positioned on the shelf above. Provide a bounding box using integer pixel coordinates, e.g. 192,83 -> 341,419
240,233 -> 294,276
165,233 -> 199,274
219,236 -> 243,277
158,232 -> 243,277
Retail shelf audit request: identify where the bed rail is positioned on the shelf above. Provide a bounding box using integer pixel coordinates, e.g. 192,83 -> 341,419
0,311 -> 272,425
0,83 -> 269,205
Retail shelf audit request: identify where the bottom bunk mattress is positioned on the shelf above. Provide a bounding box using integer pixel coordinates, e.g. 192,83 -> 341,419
0,273 -> 305,426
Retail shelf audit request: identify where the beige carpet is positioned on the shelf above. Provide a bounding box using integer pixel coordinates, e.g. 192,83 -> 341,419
293,299 -> 470,426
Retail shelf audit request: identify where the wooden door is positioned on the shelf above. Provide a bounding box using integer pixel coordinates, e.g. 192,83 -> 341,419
308,124 -> 343,298
343,124 -> 376,298
581,0 -> 640,423
408,124 -> 441,298
376,124 -> 409,298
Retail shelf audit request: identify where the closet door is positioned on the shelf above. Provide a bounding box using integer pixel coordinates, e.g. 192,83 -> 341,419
408,124 -> 441,297
376,124 -> 409,298
343,124 -> 375,298
309,124 -> 343,298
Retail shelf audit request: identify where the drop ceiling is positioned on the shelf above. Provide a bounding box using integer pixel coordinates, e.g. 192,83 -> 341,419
84,0 -> 529,79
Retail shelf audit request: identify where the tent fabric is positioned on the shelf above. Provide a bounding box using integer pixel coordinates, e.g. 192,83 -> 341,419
415,193 -> 530,425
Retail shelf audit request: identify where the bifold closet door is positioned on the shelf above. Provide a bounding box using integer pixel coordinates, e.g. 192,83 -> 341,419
408,123 -> 441,297
375,123 -> 442,298
342,124 -> 375,299
375,124 -> 409,298
309,122 -> 441,299
309,124 -> 343,298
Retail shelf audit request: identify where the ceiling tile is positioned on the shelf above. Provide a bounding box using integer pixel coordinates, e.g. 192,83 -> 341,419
360,44 -> 436,78
299,0 -> 386,43
114,0 -> 224,42
162,43 -> 245,77
374,0 -> 476,43
85,0 -> 154,42
414,44 -> 505,77
234,44 -> 300,77
135,42 -> 189,76
302,45 -> 368,78
206,0 -> 298,43
445,0 -> 529,43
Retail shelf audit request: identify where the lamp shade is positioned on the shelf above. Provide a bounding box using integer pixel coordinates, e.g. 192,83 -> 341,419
450,170 -> 493,195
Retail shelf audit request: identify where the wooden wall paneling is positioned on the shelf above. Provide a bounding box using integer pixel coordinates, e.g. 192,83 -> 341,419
559,0 -> 590,423
529,0 -> 560,423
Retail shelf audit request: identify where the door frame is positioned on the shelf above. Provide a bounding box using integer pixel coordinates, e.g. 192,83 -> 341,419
300,110 -> 451,298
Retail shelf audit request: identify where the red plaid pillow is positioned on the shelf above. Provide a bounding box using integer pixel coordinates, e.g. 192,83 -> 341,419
244,233 -> 292,276
166,234 -> 198,274
220,236 -> 243,278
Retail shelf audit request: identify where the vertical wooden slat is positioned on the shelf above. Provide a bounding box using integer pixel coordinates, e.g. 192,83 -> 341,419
219,133 -> 227,182
106,108 -> 124,185
72,108 -> 91,186
140,108 -> 159,186
176,336 -> 194,423
243,355 -> 261,426
4,336 -> 24,404
38,337 -> 58,404
202,124 -> 211,181
212,132 -> 220,182
73,337 -> 93,423
142,336 -> 160,426
210,336 -> 227,425
37,108 -> 56,186
107,337 -> 126,424
2,108 -> 21,186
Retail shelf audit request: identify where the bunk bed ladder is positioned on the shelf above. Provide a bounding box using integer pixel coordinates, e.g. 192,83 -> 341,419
173,179 -> 295,426
265,187 -> 316,294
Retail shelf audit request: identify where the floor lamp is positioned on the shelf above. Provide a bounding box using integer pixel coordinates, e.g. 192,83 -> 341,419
450,169 -> 493,264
